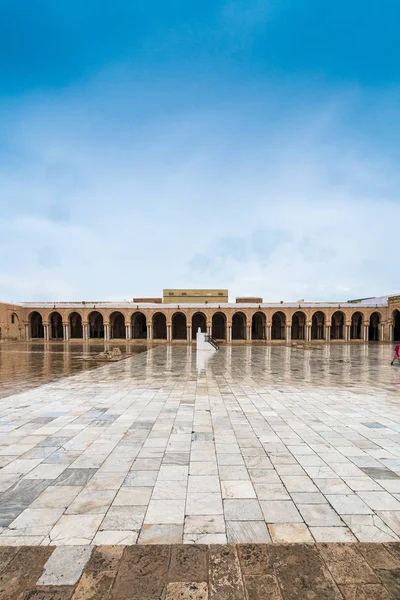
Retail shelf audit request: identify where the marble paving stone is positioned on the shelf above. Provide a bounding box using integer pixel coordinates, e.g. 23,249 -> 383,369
31,485 -> 83,508
221,481 -> 256,499
218,465 -> 249,480
100,506 -> 146,530
92,530 -> 139,544
123,470 -> 158,487
224,499 -> 263,521
269,522 -> 313,542
47,514 -> 103,545
189,462 -> 218,476
254,482 -> 290,500
357,491 -> 400,510
54,468 -> 96,487
113,487 -> 152,505
260,500 -> 303,523
145,499 -> 185,524
226,520 -> 271,543
65,490 -> 116,514
188,476 -> 220,494
298,504 -> 344,526
310,527 -> 357,542
184,515 -> 226,534
138,524 -> 183,544
326,494 -> 373,515
37,545 -> 92,585
186,493 -> 224,515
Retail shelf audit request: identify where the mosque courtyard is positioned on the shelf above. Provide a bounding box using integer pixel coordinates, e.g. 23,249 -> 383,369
0,343 -> 400,598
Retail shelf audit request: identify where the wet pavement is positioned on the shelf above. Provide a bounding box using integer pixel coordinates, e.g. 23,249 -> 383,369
0,344 -> 400,546
0,542 -> 399,599
0,342 -> 149,399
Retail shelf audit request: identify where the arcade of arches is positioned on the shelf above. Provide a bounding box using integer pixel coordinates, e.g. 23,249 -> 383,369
17,305 -> 400,343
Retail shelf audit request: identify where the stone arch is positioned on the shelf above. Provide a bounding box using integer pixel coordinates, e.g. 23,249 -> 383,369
292,311 -> 306,340
69,312 -> 83,338
393,310 -> 400,342
9,313 -> 20,339
50,312 -> 63,339
212,312 -> 226,340
132,312 -> 147,339
369,311 -> 381,341
110,311 -> 125,339
350,312 -> 363,340
172,312 -> 187,340
331,311 -> 345,340
252,312 -> 266,340
271,311 -> 286,340
30,311 -> 44,339
232,312 -> 246,340
192,312 -> 206,340
153,312 -> 167,339
311,311 -> 325,340
88,311 -> 104,339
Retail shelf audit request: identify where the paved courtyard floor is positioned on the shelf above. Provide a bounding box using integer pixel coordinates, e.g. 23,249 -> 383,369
0,345 -> 400,546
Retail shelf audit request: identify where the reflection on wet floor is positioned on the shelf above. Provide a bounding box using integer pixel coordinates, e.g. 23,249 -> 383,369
0,342 -> 149,399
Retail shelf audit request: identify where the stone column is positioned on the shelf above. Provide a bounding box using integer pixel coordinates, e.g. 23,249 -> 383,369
363,323 -> 369,342
345,323 -> 351,342
286,325 -> 291,343
227,325 -> 232,343
306,323 -> 312,343
325,325 -> 331,341
247,324 -> 252,341
24,323 -> 30,341
125,324 -> 131,340
266,324 -> 272,341
43,323 -> 50,341
63,323 -> 70,341
147,323 -> 153,340
187,325 -> 192,343
380,323 -> 385,342
207,324 -> 212,336
389,323 -> 393,342
83,323 -> 89,341
104,323 -> 110,342
167,324 -> 172,342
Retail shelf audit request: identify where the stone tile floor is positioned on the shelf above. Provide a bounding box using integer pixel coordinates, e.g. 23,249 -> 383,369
0,345 -> 400,545
1,542 -> 399,599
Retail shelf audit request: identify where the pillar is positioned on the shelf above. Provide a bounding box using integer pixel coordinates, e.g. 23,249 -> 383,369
247,324 -> 252,341
187,324 -> 192,343
63,323 -> 70,341
207,324 -> 212,336
24,323 -> 30,341
380,323 -> 384,342
363,323 -> 369,342
126,324 -> 131,340
167,323 -> 172,342
104,323 -> 110,342
266,324 -> 272,341
345,324 -> 351,342
227,324 -> 232,343
286,324 -> 291,343
83,323 -> 89,341
43,323 -> 50,341
325,324 -> 331,342
306,323 -> 312,342
389,323 -> 393,342
147,323 -> 153,340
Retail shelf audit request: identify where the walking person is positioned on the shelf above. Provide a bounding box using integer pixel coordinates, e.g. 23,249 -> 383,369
391,344 -> 400,365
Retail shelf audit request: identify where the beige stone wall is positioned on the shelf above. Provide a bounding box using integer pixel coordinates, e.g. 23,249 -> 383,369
163,289 -> 229,303
0,301 -> 394,343
0,302 -> 24,341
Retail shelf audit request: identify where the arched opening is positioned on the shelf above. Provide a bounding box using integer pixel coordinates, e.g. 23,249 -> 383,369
172,313 -> 187,340
271,311 -> 286,340
192,312 -> 206,339
252,312 -> 266,340
69,312 -> 83,338
30,311 -> 44,339
89,311 -> 104,339
350,312 -> 363,340
110,312 -> 125,339
50,312 -> 63,339
331,311 -> 345,340
311,311 -> 325,340
9,313 -> 20,339
153,313 -> 167,339
212,312 -> 226,340
232,312 -> 246,340
292,311 -> 306,340
132,312 -> 147,339
393,310 -> 400,342
369,312 -> 380,341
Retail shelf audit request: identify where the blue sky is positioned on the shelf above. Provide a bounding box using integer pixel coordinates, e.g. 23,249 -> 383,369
1,1 -> 400,301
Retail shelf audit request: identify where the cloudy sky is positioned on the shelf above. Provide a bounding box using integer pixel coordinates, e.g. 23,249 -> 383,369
1,1 -> 400,302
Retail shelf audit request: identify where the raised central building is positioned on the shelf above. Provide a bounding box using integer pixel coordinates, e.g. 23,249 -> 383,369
0,291 -> 400,343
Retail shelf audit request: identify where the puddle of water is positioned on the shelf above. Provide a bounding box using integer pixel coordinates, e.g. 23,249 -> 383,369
0,341 -> 149,398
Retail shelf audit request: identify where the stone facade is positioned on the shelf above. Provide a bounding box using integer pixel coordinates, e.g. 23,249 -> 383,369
1,295 -> 400,343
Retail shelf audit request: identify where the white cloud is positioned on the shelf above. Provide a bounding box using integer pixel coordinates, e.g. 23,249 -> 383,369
0,73 -> 399,302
